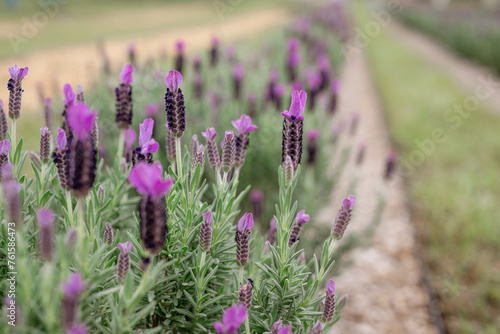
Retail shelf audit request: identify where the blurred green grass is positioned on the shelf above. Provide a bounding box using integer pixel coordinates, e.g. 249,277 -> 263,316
353,2 -> 500,333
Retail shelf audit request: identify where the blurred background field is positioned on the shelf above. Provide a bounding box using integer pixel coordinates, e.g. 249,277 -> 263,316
2,0 -> 500,333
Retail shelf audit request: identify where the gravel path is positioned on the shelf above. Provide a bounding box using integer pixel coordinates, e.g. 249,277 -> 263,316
316,49 -> 440,334
388,20 -> 500,114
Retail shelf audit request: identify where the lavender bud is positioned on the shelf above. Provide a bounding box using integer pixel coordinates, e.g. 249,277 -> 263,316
337,294 -> 348,311
318,299 -> 324,312
331,196 -> 356,240
61,273 -> 85,329
0,100 -> 9,140
68,137 -> 97,198
247,93 -> 256,118
322,280 -> 336,322
139,196 -> 167,254
53,147 -> 69,190
103,222 -> 113,245
194,74 -> 203,100
288,210 -> 310,247
191,144 -> 205,173
43,98 -> 53,132
91,119 -> 99,148
115,84 -> 132,129
67,323 -> 89,334
283,155 -> 294,187
37,209 -> 54,261
206,139 -> 220,169
76,85 -> 85,103
97,185 -> 105,202
165,128 -> 176,162
310,321 -> 322,334
0,140 -> 10,182
282,117 -> 304,170
238,279 -> 253,310
165,70 -> 186,138
40,128 -> 51,163
2,179 -> 22,227
190,134 -> 199,157
175,41 -> 184,73
234,133 -> 249,168
385,151 -> 397,180
30,151 -> 42,169
210,38 -> 219,67
221,131 -> 235,173
306,130 -> 320,166
199,211 -> 213,251
236,213 -> 253,267
7,64 -> 29,120
117,242 -> 132,282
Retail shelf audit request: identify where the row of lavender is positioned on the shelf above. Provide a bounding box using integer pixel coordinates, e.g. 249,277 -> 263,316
0,3 -> 393,334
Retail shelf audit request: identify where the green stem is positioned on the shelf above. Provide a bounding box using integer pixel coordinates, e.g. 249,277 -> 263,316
238,266 -> 244,286
245,318 -> 251,334
77,198 -> 88,276
175,137 -> 182,179
116,129 -> 125,164
10,118 -> 16,170
66,191 -> 74,227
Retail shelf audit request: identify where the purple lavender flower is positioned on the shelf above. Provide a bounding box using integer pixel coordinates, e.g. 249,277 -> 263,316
232,64 -> 244,100
44,98 -> 53,132
123,128 -> 136,163
306,129 -> 320,166
190,134 -> 199,157
199,211 -> 212,251
117,241 -> 133,282
164,70 -> 186,138
104,222 -> 113,245
67,104 -> 98,198
236,213 -> 253,267
214,304 -> 247,334
67,323 -> 89,334
202,128 -> 221,170
318,54 -> 331,91
132,118 -> 159,165
39,127 -> 51,163
165,124 -> 176,163
115,63 -> 135,129
0,100 -> 7,140
30,151 -> 42,169
283,155 -> 294,187
307,70 -> 322,110
265,69 -> 279,105
145,103 -> 160,118
238,279 -> 253,311
128,44 -> 136,67
61,83 -> 75,136
322,280 -> 336,322
37,209 -> 54,261
273,84 -> 285,111
231,115 -> 257,168
7,64 -> 29,119
76,85 -> 85,103
288,210 -> 310,247
193,57 -> 202,73
337,294 -> 348,311
0,139 -> 11,182
310,321 -> 322,334
61,273 -> 86,329
129,162 -> 174,254
52,128 -> 69,190
286,39 -> 300,82
210,37 -> 219,67
270,319 -> 293,334
221,130 -> 235,173
385,151 -> 397,180
282,90 -> 307,170
332,195 -> 356,240
250,190 -> 263,221
2,172 -> 21,227
175,40 -> 185,73
191,144 -> 205,173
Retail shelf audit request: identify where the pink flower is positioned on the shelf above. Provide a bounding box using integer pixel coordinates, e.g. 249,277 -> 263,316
307,129 -> 320,141
231,115 -> 257,135
203,211 -> 212,224
63,273 -> 86,298
144,103 -> 160,117
296,210 -> 310,225
67,103 -> 98,140
117,241 -> 133,255
224,130 -> 234,141
214,304 -> 247,334
63,84 -> 76,106
124,128 -> 136,149
40,127 -> 50,136
282,90 -> 307,121
139,118 -> 158,154
67,323 -> 88,334
326,280 -> 335,297
270,218 -> 276,231
0,139 -> 11,155
176,40 -> 185,52
119,63 -> 134,85
8,64 -> 29,81
343,195 -> 356,210
202,127 -> 217,141
237,213 -> 254,233
128,162 -> 174,199
165,70 -> 183,92
56,128 -> 67,148
37,209 -> 54,228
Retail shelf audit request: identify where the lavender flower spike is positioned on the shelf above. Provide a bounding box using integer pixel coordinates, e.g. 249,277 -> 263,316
117,241 -> 133,282
283,155 -> 294,187
238,279 -> 253,311
190,134 -> 199,157
61,84 -> 75,135
7,64 -> 29,119
288,210 -> 310,247
53,128 -> 69,190
132,118 -> 159,165
310,321 -> 322,334
61,273 -> 86,329
175,40 -> 185,73
2,172 -> 21,227
44,98 -> 53,131
67,323 -> 89,334
331,195 -> 356,240
104,222 -> 113,245
191,144 -> 205,173
221,130 -> 235,173
37,209 -> 54,261
115,63 -> 134,129
214,304 -> 247,334
322,280 -> 336,322
0,100 -> 9,140
231,115 -> 257,168
165,70 -> 186,138
282,90 -> 307,170
165,125 -> 176,163
270,320 -> 293,334
236,213 -> 253,267
0,139 -> 11,182
129,162 -> 174,254
199,210 -> 213,251
202,128 -> 221,169
40,127 -> 51,163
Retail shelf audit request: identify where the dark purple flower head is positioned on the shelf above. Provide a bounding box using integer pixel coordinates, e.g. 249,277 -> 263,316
231,115 -> 258,135
296,210 -> 310,225
128,162 -> 174,199
139,118 -> 159,154
117,241 -> 133,255
326,280 -> 335,296
68,103 -> 98,140
202,127 -> 217,141
232,64 -> 244,81
291,81 -> 303,91
145,103 -> 160,117
165,70 -> 182,92
237,213 -> 254,233
8,64 -> 29,81
307,129 -> 320,142
37,209 -> 54,228
119,63 -> 134,85
63,84 -> 76,106
343,195 -> 356,210
63,273 -> 86,298
282,90 -> 307,121
124,128 -> 136,149
0,139 -> 11,155
214,304 -> 247,334
176,40 -> 185,53
56,128 -> 67,148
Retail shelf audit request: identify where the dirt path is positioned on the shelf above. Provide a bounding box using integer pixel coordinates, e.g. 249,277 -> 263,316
0,7 -> 290,113
388,20 -> 500,114
316,49 -> 439,334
